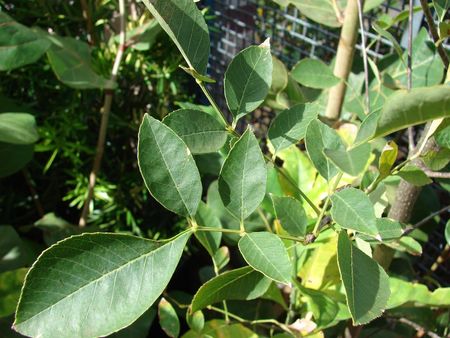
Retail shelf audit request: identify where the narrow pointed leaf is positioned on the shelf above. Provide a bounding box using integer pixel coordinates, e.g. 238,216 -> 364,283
291,58 -> 340,89
268,103 -> 319,154
163,109 -> 227,154
305,119 -> 345,180
324,143 -> 371,176
238,232 -> 292,284
224,43 -> 273,122
0,113 -> 38,145
330,188 -> 378,236
191,266 -> 271,312
158,298 -> 180,338
271,195 -> 307,237
140,0 -> 210,75
373,85 -> 450,139
337,232 -> 390,325
194,202 -> 222,256
138,114 -> 202,217
0,12 -> 51,71
47,36 -> 113,89
218,128 -> 267,222
14,232 -> 191,338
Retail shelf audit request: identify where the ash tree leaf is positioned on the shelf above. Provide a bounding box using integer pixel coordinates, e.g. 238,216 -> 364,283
186,309 -> 204,333
46,35 -> 113,89
305,119 -> 345,181
238,232 -> 292,284
194,202 -> 222,256
0,113 -> 38,145
337,231 -> 390,325
435,122 -> 450,149
270,56 -> 289,94
372,23 -> 405,65
324,143 -> 371,177
163,109 -> 228,154
138,114 -> 202,217
291,58 -> 340,89
379,141 -> 398,177
330,188 -> 379,236
218,128 -> 267,223
158,298 -> 180,338
0,142 -> 33,178
397,164 -> 432,186
140,0 -> 210,75
268,103 -> 319,154
372,85 -> 450,140
213,246 -> 230,271
224,41 -> 273,124
359,218 -> 405,242
0,12 -> 51,71
191,266 -> 271,312
271,195 -> 307,237
14,232 -> 191,338
433,0 -> 449,22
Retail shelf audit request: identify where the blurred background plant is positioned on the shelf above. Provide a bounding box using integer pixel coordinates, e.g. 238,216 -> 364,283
0,0 -> 193,238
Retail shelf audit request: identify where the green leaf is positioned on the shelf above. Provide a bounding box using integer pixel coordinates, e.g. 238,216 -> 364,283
330,188 -> 378,236
0,226 -> 35,273
362,218 -> 405,242
34,213 -> 81,246
46,35 -> 113,89
0,268 -> 27,317
0,13 -> 51,71
191,266 -> 271,312
218,128 -> 267,222
291,59 -> 340,89
372,85 -> 450,139
337,232 -> 390,325
387,29 -> 444,88
163,109 -> 227,154
379,141 -> 398,177
194,202 -> 222,256
268,103 -> 319,154
433,0 -> 449,22
305,119 -> 345,180
271,195 -> 307,237
372,24 -> 405,65
182,319 -> 258,338
238,232 -> 292,284
138,114 -> 202,217
186,310 -> 204,333
388,278 -> 450,309
445,220 -> 450,245
119,19 -> 162,51
158,298 -> 180,338
140,0 -> 210,75
435,122 -> 450,149
278,0 -> 345,27
324,143 -> 371,176
224,42 -> 273,123
397,164 -> 433,186
14,232 -> 191,338
270,56 -> 289,94
0,142 -> 33,178
386,236 -> 423,255
0,113 -> 38,145
354,110 -> 380,145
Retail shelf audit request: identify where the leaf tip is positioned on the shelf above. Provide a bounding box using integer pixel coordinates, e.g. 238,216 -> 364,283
260,37 -> 271,49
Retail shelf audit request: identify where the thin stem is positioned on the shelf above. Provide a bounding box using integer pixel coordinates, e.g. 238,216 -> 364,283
396,317 -> 442,338
197,81 -> 230,129
407,0 -> 415,152
356,0 -> 370,114
212,258 -> 230,322
313,172 -> 343,237
79,0 -> 127,227
285,245 -> 298,324
80,0 -> 96,45
403,205 -> 450,235
257,208 -> 273,232
419,0 -> 449,71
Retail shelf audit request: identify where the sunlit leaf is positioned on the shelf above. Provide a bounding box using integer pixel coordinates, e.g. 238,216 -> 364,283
191,266 -> 271,312
218,128 -> 267,222
291,59 -> 340,89
158,298 -> 180,338
337,232 -> 390,325
138,114 -> 202,217
182,319 -> 258,338
224,42 -> 272,123
163,109 -> 227,154
271,195 -> 307,237
238,232 -> 292,284
397,164 -> 432,186
324,143 -> 371,176
141,0 -> 210,75
14,232 -> 191,338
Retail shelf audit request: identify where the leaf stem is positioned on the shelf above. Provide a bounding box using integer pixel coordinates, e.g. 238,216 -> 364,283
312,172 -> 343,237
197,80 -> 230,129
356,0 -> 370,114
